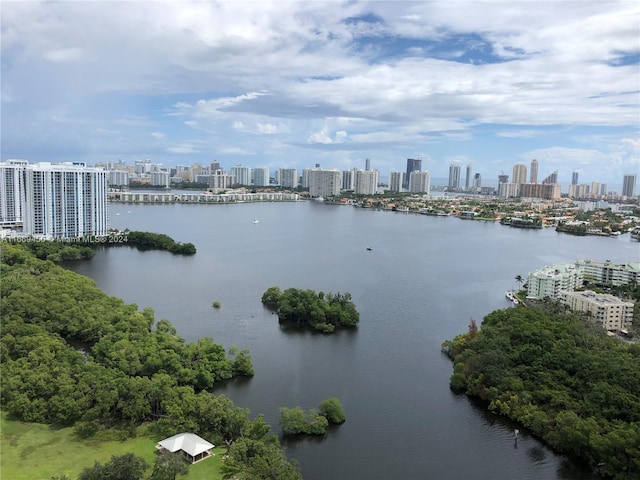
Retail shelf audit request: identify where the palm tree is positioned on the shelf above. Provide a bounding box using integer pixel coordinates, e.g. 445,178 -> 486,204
515,275 -> 524,291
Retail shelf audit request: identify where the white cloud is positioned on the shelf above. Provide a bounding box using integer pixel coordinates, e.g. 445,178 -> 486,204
150,132 -> 165,139
257,123 -> 278,134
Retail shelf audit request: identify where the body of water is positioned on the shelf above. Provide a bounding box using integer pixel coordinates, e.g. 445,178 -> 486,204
67,201 -> 639,480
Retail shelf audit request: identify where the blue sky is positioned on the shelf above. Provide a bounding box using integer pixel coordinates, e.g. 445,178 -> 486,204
1,1 -> 638,185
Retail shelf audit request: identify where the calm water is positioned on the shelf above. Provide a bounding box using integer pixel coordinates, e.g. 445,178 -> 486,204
67,201 -> 639,480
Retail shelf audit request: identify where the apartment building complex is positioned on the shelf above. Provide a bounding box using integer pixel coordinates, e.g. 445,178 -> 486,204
1,161 -> 109,239
561,290 -> 634,331
526,264 -> 583,300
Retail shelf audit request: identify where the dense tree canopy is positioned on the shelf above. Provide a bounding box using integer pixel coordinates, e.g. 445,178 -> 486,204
442,307 -> 640,479
318,397 -> 346,424
261,287 -> 359,333
1,244 -> 297,477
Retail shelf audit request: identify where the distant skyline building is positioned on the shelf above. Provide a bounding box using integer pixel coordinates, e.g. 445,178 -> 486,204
498,173 -> 509,184
530,159 -> 538,184
278,168 -> 298,189
408,170 -> 431,193
341,168 -> 356,191
465,164 -> 472,189
252,167 -> 270,187
448,163 -> 461,190
354,169 -> 379,195
572,171 -> 579,185
404,158 -> 422,189
473,173 -> 481,189
622,174 -> 637,197
512,164 -> 527,185
230,165 -> 251,186
365,158 -> 371,171
389,171 -> 403,192
308,168 -> 341,198
542,170 -> 558,184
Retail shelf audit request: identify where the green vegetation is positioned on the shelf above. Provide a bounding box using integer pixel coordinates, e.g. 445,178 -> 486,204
0,244 -> 298,480
212,300 -> 221,308
318,397 -> 346,425
78,453 -> 148,480
261,287 -> 359,332
125,231 -> 196,255
442,308 -> 640,479
279,398 -> 345,435
279,407 -> 328,435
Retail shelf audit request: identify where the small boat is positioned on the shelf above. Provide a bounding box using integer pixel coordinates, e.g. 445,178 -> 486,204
252,219 -> 260,224
366,247 -> 373,251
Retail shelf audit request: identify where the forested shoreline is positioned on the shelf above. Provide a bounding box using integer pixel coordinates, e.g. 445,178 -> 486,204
442,307 -> 640,479
0,243 -> 301,479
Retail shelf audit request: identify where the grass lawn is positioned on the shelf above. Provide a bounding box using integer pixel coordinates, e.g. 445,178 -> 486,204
0,412 -> 225,480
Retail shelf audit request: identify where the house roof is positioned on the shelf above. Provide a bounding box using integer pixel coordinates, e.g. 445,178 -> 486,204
157,432 -> 214,457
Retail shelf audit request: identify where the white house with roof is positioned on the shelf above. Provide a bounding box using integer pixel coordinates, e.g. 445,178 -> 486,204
156,432 -> 214,464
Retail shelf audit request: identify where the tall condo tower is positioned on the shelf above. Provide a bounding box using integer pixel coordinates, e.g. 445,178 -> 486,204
448,163 -> 461,190
365,158 -> 371,171
530,159 -> 538,184
622,174 -> 637,197
465,164 -> 472,189
22,162 -> 109,239
512,164 -> 527,185
389,171 -> 403,192
572,171 -> 579,185
404,158 -> 422,189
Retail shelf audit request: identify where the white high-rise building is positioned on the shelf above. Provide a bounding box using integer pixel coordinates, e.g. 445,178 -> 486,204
252,167 -> 270,187
108,170 -> 129,187
22,162 -> 109,239
278,168 -> 298,189
150,170 -> 170,187
408,171 -> 431,193
230,165 -> 251,186
448,163 -> 461,190
0,159 -> 28,228
389,171 -> 403,192
622,174 -> 637,197
530,159 -> 538,184
342,169 -> 356,191
354,170 -> 379,195
308,168 -> 341,198
526,264 -> 583,300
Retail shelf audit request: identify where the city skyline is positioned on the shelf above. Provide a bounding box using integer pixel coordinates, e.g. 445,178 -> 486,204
1,2 -> 638,184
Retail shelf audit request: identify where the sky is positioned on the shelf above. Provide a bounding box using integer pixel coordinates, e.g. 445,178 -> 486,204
1,1 -> 639,185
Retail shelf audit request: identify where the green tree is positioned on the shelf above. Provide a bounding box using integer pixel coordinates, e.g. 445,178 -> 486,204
318,397 -> 346,424
78,453 -> 148,480
150,451 -> 189,480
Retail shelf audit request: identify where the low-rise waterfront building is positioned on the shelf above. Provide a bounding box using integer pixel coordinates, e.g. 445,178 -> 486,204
527,264 -> 583,300
575,260 -> 640,287
561,290 -> 634,332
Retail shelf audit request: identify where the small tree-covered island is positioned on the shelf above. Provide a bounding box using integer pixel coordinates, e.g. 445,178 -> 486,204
442,307 -> 640,480
280,397 -> 346,436
261,287 -> 359,333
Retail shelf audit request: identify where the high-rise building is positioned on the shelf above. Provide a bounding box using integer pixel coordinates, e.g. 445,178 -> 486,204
21,162 -> 109,239
473,173 -> 482,189
408,171 -> 430,193
600,184 -> 607,196
512,164 -> 527,185
622,174 -> 637,197
354,170 -> 379,195
252,167 -> 270,187
230,165 -> 251,186
498,173 -> 509,184
465,164 -> 472,189
530,159 -> 538,184
542,170 -> 558,184
108,170 -> 129,187
150,170 -> 170,187
278,168 -> 298,189
0,159 -> 28,228
448,163 -> 461,190
572,171 -> 579,185
341,169 -> 356,191
365,158 -> 371,171
301,168 -> 311,189
389,171 -> 403,193
308,168 -> 341,198
404,158 -> 422,188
